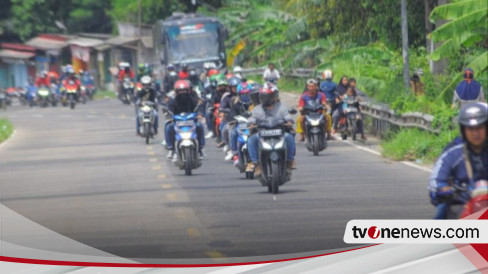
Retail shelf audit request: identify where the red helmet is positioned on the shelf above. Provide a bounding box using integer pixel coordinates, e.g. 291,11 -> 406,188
225,73 -> 235,80
174,80 -> 190,94
208,69 -> 219,77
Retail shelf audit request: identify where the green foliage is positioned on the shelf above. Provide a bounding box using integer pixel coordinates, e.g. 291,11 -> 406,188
0,118 -> 13,143
381,128 -> 454,162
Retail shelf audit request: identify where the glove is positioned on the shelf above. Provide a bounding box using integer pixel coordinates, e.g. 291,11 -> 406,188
436,182 -> 453,197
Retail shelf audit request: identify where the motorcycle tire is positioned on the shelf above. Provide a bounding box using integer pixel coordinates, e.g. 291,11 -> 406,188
184,148 -> 192,176
144,123 -> 150,145
271,161 -> 280,194
341,134 -> 347,140
246,171 -> 254,180
312,134 -> 319,156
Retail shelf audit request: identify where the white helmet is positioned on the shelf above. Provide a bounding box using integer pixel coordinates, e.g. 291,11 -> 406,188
234,66 -> 242,73
323,69 -> 332,80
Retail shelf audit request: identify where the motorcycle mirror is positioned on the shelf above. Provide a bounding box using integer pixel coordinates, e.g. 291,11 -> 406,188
288,108 -> 298,115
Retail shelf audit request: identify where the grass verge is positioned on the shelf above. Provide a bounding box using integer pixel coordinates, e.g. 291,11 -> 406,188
93,90 -> 117,100
0,118 -> 14,144
381,128 -> 455,162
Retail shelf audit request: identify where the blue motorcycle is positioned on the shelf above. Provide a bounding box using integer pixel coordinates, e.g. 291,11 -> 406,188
234,115 -> 254,179
173,112 -> 202,175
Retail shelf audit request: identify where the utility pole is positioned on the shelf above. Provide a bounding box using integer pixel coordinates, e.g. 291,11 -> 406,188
138,0 -> 142,65
401,0 -> 410,93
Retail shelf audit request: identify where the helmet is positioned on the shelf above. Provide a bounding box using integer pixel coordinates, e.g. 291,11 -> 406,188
464,68 -> 475,83
225,73 -> 234,80
167,64 -> 175,71
237,82 -> 252,104
141,75 -> 152,86
323,69 -> 332,80
228,76 -> 241,87
234,66 -> 242,73
259,83 -> 279,107
138,63 -> 145,72
174,80 -> 190,94
181,63 -> 188,71
203,62 -> 217,70
41,70 -> 48,77
459,102 -> 488,139
307,78 -> 318,86
208,69 -> 219,77
189,68 -> 197,77
216,77 -> 228,87
249,83 -> 261,106
67,66 -> 75,74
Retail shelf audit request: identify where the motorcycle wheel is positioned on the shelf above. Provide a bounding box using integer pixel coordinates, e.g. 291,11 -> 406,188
184,148 -> 192,176
268,185 -> 272,193
70,96 -> 75,109
144,123 -> 150,145
341,133 -> 347,140
246,171 -> 254,180
82,96 -> 87,104
271,161 -> 280,194
312,134 -> 319,156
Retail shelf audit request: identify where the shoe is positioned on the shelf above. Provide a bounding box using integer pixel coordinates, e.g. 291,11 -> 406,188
299,134 -> 305,142
246,162 -> 255,172
172,153 -> 178,162
332,129 -> 337,135
287,160 -> 296,175
205,132 -> 214,139
166,149 -> 174,159
361,135 -> 368,141
223,145 -> 229,153
246,162 -> 261,177
217,142 -> 225,148
161,140 -> 167,146
224,150 -> 233,161
232,154 -> 239,166
326,135 -> 334,141
199,149 -> 207,159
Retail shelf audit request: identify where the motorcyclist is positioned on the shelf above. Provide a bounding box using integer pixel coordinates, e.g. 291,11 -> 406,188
25,78 -> 38,105
246,83 -> 296,176
62,67 -> 81,100
165,80 -> 205,159
234,66 -> 243,80
331,87 -> 366,140
205,74 -> 228,140
298,79 -> 332,142
35,71 -> 50,87
320,69 -> 337,105
230,82 -> 253,164
135,75 -> 159,136
452,68 -> 485,109
189,68 -> 203,97
201,62 -> 217,83
80,70 -> 94,87
263,63 -> 280,83
136,63 -> 148,82
163,64 -> 178,94
220,76 -> 242,160
429,102 -> 488,219
178,63 -> 189,80
118,63 -> 134,81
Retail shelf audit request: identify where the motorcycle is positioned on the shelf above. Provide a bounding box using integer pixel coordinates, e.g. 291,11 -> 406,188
86,84 -> 96,100
169,107 -> 202,176
446,180 -> 488,219
120,77 -> 134,104
303,101 -> 327,156
79,85 -> 88,104
337,97 -> 360,140
50,83 -> 59,107
256,118 -> 292,194
37,86 -> 51,107
234,115 -> 254,179
63,80 -> 78,109
138,101 -> 156,145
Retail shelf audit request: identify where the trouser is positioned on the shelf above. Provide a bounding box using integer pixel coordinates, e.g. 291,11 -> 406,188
136,110 -> 159,133
332,109 -> 342,130
434,203 -> 449,219
165,122 -> 205,150
248,133 -> 295,163
230,127 -> 238,153
221,122 -> 231,147
205,111 -> 214,132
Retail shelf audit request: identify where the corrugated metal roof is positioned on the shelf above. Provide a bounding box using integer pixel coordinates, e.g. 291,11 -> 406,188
0,49 -> 35,59
68,37 -> 104,48
94,44 -> 112,51
104,36 -> 140,46
25,37 -> 68,50
0,43 -> 36,52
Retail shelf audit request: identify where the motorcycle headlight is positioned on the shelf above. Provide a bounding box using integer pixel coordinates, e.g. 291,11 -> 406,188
275,138 -> 285,149
261,140 -> 272,150
310,120 -> 320,126
180,132 -> 192,140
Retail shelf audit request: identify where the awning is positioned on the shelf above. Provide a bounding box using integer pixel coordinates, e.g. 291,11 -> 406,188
94,44 -> 112,51
25,37 -> 68,51
0,49 -> 35,60
68,37 -> 104,48
141,36 -> 153,48
104,36 -> 140,46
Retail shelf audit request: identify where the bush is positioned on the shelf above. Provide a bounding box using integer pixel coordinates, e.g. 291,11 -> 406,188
0,118 -> 13,143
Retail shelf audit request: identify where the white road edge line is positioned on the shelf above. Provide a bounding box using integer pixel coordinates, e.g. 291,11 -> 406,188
0,129 -> 16,149
341,139 -> 432,173
206,263 -> 272,274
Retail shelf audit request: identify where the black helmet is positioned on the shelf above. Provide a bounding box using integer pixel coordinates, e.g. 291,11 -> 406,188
228,76 -> 241,87
259,83 -> 278,107
459,102 -> 488,139
249,83 -> 261,106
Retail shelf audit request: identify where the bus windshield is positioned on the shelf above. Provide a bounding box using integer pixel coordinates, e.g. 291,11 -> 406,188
165,22 -> 220,64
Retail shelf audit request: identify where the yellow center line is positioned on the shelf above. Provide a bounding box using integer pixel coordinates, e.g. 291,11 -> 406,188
147,151 -> 155,155
157,174 -> 166,179
146,146 -> 153,150
149,158 -> 158,162
205,251 -> 227,260
166,193 -> 177,201
152,165 -> 162,170
187,228 -> 201,237
120,114 -> 126,119
161,184 -> 172,189
175,209 -> 187,219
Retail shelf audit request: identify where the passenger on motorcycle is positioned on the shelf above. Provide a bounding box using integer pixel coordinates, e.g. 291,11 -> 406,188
206,75 -> 228,141
331,87 -> 366,140
320,69 -> 337,105
298,79 -> 332,142
178,63 -> 189,80
62,67 -> 81,94
220,76 -> 242,160
135,76 -> 159,136
452,68 -> 485,109
229,82 -> 253,164
166,80 -> 205,159
429,102 -> 488,219
246,83 -> 296,176
35,71 -> 50,87
163,64 -> 178,94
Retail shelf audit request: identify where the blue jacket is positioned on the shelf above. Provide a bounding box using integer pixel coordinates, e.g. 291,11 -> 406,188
430,140 -> 488,201
320,80 -> 337,102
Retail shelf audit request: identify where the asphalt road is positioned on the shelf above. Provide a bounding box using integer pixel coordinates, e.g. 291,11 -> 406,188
0,98 -> 433,262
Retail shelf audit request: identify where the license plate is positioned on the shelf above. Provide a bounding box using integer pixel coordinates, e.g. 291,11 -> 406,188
176,120 -> 194,127
346,107 -> 357,113
260,129 -> 282,137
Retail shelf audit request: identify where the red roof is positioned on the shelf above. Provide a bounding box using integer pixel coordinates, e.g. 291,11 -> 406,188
0,43 -> 36,52
39,34 -> 68,42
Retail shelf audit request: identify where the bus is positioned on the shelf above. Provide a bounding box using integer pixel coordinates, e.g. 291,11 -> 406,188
153,13 -> 228,73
